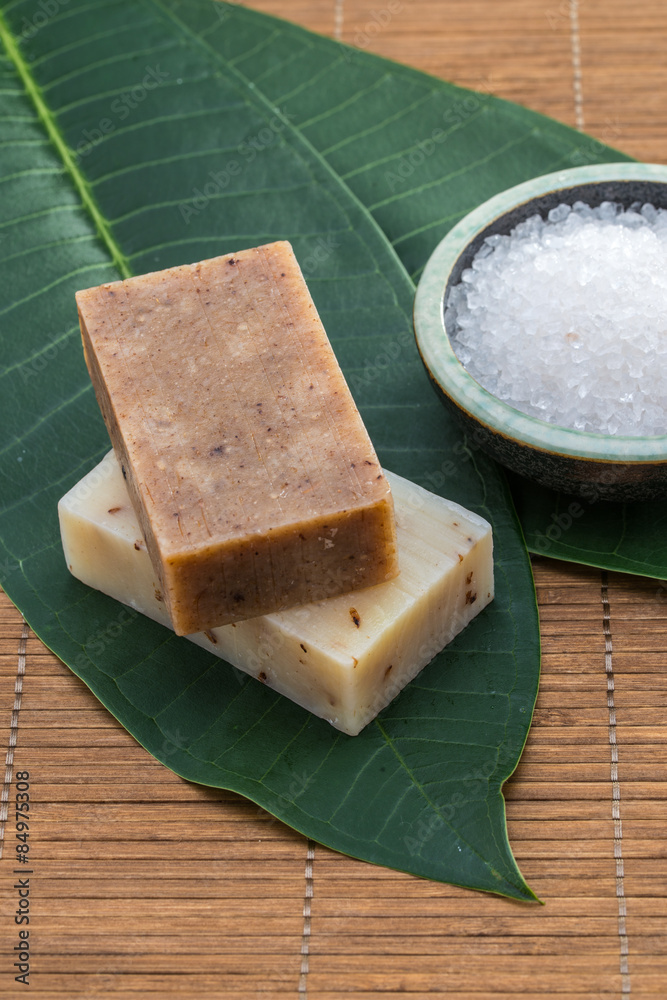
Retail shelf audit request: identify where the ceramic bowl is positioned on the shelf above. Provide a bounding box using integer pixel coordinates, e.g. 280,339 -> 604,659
413,162 -> 667,502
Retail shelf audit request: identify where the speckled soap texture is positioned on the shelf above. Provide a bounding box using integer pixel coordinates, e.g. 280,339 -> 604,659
76,242 -> 398,635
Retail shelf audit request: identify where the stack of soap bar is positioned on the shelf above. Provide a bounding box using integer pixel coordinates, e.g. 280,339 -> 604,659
59,452 -> 494,736
75,242 -> 398,635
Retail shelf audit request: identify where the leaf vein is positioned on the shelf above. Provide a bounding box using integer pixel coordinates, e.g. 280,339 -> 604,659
0,11 -> 131,278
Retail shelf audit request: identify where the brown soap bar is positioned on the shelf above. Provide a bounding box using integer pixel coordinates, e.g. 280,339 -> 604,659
76,242 -> 398,635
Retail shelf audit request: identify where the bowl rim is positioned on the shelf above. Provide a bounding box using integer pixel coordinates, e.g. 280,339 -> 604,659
413,162 -> 667,464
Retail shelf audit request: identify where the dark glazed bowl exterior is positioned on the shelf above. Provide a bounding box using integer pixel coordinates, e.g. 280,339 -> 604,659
413,163 -> 667,502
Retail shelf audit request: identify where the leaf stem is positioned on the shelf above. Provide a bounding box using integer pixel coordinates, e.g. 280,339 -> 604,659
0,11 -> 132,279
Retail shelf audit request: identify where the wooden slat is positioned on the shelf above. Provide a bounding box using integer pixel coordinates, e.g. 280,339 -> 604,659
2,2 -> 667,998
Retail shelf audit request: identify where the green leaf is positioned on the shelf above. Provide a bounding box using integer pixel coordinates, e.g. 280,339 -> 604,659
204,2 -> 666,581
0,0 -> 543,899
205,0 -> 631,283
510,476 -> 667,580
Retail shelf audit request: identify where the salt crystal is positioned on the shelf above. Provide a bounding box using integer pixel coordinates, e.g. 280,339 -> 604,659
445,202 -> 667,436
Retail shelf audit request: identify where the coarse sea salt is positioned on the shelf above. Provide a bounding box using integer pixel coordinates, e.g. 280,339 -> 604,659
445,201 -> 667,437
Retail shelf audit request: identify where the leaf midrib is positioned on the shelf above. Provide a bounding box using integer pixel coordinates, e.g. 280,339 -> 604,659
0,9 -> 131,280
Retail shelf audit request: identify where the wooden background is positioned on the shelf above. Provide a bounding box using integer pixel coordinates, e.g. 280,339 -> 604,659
2,1 -> 667,996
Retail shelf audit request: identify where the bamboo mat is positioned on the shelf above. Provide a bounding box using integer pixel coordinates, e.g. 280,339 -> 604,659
1,1 -> 667,997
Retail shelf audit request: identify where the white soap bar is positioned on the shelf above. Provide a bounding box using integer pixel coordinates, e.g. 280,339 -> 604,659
58,452 -> 493,735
